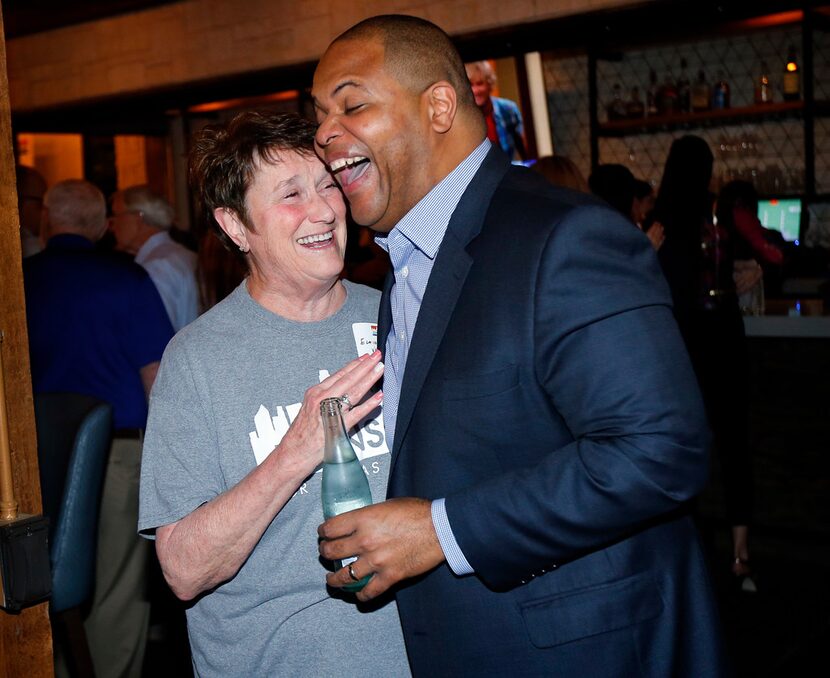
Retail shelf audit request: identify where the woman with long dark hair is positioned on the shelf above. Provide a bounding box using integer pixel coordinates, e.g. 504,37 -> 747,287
655,135 -> 754,584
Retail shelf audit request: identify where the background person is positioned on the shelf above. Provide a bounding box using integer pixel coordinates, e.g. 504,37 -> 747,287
16,164 -> 47,257
717,180 -> 786,315
465,59 -> 526,160
633,178 -> 665,250
532,155 -> 589,193
110,185 -> 199,331
24,178 -> 174,678
654,135 -> 755,583
138,111 -> 409,677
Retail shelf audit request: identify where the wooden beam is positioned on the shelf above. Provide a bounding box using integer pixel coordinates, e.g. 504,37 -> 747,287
0,2 -> 54,676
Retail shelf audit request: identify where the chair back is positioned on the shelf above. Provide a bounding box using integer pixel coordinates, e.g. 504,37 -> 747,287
35,393 -> 112,613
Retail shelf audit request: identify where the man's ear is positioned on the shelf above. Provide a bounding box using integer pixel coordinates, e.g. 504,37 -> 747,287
426,82 -> 458,134
213,207 -> 250,253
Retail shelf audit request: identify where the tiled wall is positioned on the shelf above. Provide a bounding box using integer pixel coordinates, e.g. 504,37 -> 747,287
542,24 -> 830,247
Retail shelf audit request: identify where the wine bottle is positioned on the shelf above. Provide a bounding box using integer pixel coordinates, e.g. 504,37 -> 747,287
755,62 -> 772,104
783,46 -> 800,101
658,68 -> 679,115
691,70 -> 711,112
712,71 -> 730,110
677,58 -> 691,113
646,69 -> 659,117
626,86 -> 645,118
607,83 -> 628,121
320,397 -> 373,592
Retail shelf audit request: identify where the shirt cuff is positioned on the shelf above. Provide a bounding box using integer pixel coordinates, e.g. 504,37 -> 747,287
431,498 -> 474,576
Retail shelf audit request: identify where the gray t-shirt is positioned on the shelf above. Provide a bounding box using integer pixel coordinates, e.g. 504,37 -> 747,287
139,280 -> 409,677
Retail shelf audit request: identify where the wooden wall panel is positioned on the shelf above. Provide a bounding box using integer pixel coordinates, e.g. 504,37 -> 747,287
0,3 -> 54,676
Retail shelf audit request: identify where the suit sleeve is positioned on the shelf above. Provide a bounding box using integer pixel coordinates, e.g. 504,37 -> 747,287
444,205 -> 711,590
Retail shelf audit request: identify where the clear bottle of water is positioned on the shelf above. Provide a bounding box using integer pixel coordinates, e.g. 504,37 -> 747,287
320,397 -> 372,591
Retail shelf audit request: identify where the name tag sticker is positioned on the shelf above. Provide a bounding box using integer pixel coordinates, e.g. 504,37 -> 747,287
352,323 -> 378,357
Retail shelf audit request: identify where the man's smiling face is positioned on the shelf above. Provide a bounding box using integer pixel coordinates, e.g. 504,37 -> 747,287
312,38 -> 434,234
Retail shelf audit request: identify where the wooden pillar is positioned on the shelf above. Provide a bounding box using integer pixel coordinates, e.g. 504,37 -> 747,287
0,3 -> 55,677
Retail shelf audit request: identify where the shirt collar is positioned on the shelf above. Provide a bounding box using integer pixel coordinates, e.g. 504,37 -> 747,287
135,230 -> 169,263
46,233 -> 95,250
376,139 -> 490,259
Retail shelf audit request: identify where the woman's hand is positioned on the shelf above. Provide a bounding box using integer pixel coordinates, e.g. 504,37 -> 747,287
278,349 -> 384,474
155,348 -> 384,600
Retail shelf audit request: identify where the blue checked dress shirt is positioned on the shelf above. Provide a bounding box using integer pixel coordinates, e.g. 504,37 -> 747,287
375,139 -> 490,576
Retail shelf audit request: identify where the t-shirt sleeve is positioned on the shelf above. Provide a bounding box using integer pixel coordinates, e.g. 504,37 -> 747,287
126,271 -> 176,370
138,337 -> 223,536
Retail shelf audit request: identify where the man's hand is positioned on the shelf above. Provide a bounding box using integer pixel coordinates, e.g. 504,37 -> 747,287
645,221 -> 665,251
318,497 -> 446,601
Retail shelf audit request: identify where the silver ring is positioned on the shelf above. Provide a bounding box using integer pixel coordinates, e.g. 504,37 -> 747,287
339,394 -> 353,411
348,563 -> 360,582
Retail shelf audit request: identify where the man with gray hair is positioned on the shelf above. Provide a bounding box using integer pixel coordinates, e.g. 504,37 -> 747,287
465,59 -> 526,160
110,185 -> 199,331
24,179 -> 174,678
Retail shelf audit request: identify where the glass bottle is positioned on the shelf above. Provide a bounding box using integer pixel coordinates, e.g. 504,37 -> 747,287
691,70 -> 711,112
755,62 -> 772,104
646,69 -> 660,117
712,71 -> 730,109
626,86 -> 645,118
783,46 -> 800,101
607,83 -> 628,121
677,58 -> 692,113
320,397 -> 373,592
658,68 -> 679,115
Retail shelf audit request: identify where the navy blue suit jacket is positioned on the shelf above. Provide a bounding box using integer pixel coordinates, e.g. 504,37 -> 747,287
380,148 -> 727,677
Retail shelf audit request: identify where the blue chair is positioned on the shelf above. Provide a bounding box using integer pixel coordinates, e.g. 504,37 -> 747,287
35,392 -> 112,678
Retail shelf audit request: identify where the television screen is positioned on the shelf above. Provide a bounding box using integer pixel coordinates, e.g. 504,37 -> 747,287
757,198 -> 801,243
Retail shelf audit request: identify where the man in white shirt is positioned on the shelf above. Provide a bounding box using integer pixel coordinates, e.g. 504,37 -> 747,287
110,185 -> 199,331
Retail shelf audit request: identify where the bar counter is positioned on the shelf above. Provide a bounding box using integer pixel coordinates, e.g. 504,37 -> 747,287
744,315 -> 830,338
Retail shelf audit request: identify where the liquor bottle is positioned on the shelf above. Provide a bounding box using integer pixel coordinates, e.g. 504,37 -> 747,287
677,58 -> 692,113
626,86 -> 645,118
712,71 -> 730,109
658,68 -> 679,115
646,69 -> 659,117
691,70 -> 711,112
755,62 -> 772,104
606,83 -> 628,121
320,397 -> 373,592
783,46 -> 800,101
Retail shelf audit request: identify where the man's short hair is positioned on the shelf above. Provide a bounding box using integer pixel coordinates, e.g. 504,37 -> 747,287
44,179 -> 106,239
116,185 -> 175,230
333,15 -> 477,112
465,60 -> 497,87
189,110 -> 318,252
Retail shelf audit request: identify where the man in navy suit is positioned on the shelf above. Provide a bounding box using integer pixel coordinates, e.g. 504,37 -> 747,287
314,15 -> 727,677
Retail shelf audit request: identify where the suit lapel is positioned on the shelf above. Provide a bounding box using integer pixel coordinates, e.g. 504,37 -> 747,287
388,147 -> 511,473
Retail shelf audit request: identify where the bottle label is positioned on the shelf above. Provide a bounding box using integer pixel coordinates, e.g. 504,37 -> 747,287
783,73 -> 799,95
